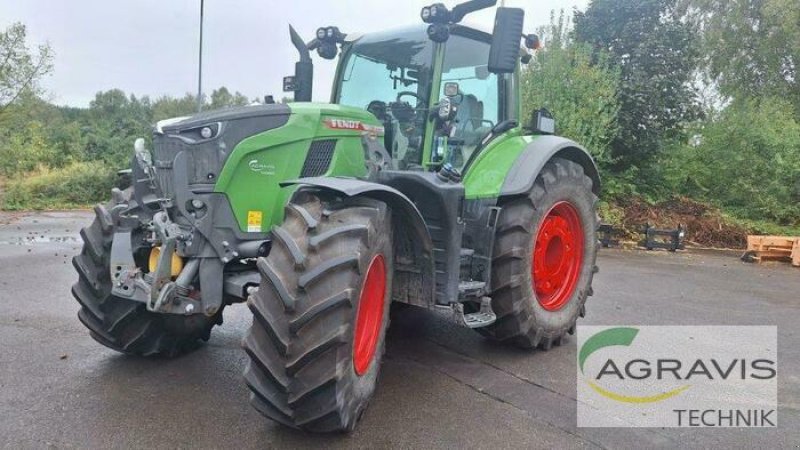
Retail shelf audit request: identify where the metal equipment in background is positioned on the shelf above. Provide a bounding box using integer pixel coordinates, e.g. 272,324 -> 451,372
598,223 -> 621,248
643,223 -> 686,252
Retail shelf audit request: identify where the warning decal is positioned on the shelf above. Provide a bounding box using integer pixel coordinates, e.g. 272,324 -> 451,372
247,211 -> 263,233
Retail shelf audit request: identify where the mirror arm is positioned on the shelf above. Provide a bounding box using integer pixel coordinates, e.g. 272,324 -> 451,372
451,0 -> 497,23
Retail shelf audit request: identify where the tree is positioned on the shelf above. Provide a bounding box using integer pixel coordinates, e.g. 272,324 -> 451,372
151,93 -> 198,122
209,86 -> 249,109
84,90 -> 152,167
687,0 -> 800,114
672,97 -> 800,224
0,23 -> 53,114
521,11 -> 620,166
574,0 -> 700,168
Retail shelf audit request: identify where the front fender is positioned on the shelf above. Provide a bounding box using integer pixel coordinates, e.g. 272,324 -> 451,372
281,176 -> 436,307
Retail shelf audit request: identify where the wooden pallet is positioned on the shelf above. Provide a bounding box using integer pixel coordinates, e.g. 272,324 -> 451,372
744,235 -> 800,267
794,240 -> 800,267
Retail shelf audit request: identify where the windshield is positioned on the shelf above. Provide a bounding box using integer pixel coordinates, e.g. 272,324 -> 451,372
336,27 -> 434,168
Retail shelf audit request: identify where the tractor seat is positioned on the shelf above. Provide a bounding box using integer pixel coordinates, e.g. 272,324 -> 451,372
452,94 -> 487,168
455,94 -> 483,135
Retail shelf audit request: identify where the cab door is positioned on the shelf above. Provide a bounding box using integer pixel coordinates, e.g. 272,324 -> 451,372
430,28 -> 517,170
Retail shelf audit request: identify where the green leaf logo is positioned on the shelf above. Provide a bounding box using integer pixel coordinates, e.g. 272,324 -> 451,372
579,327 -> 639,374
579,327 -> 690,403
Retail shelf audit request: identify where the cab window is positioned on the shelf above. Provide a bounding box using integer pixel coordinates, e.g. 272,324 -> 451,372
439,34 -> 501,169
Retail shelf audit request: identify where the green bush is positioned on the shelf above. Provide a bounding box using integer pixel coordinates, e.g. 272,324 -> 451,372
0,121 -> 58,176
2,161 -> 116,210
663,97 -> 800,225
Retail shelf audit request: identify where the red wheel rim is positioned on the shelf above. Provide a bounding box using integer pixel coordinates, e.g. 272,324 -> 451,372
353,254 -> 387,376
532,201 -> 584,311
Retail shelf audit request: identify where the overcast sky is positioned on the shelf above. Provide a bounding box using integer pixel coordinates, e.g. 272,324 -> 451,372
1,0 -> 588,108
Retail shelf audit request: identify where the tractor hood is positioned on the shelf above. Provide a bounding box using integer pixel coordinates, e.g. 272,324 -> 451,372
155,103 -> 291,136
148,102 -> 383,233
150,102 -> 381,190
154,102 -> 381,137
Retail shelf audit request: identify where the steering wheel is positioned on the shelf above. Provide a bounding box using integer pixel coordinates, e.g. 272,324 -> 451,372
396,91 -> 422,104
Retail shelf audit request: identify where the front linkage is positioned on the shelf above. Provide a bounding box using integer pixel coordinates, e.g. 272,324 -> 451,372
107,141 -> 215,318
102,137 -> 265,322
109,207 -> 202,316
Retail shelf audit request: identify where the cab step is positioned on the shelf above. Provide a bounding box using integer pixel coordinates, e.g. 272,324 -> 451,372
435,296 -> 496,329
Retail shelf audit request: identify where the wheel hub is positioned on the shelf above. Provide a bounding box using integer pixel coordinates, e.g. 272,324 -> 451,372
353,254 -> 387,376
532,202 -> 584,311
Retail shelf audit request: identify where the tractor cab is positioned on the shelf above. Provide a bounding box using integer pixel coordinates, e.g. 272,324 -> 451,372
284,1 -> 534,177
333,24 -> 516,172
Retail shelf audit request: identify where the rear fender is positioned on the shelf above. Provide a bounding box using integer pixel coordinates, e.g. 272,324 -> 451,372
501,136 -> 601,197
281,177 -> 436,307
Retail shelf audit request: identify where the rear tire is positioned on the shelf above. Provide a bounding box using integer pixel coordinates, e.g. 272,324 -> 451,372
242,191 -> 393,432
479,158 -> 599,349
72,194 -> 222,357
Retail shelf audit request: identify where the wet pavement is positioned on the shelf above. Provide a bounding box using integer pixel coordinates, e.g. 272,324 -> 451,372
0,211 -> 798,448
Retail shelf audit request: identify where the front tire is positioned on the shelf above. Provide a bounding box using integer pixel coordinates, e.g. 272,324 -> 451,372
72,195 -> 222,357
479,158 -> 599,349
242,192 -> 393,432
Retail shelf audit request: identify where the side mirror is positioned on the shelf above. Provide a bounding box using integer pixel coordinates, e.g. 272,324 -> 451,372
488,7 -> 524,74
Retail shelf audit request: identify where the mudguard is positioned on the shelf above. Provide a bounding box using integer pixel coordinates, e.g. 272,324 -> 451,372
281,176 -> 436,307
501,135 -> 601,197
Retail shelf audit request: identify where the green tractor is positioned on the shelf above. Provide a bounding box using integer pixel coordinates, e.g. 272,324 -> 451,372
72,0 -> 599,432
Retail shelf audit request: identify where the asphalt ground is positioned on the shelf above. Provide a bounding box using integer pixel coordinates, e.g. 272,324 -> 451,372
0,211 -> 798,449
